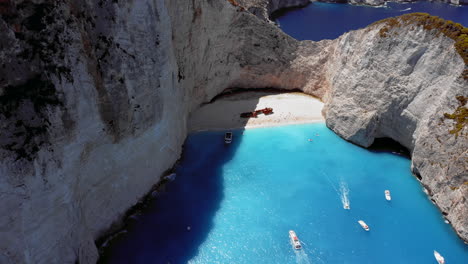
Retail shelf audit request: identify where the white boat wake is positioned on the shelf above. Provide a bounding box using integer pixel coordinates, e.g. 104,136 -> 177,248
295,249 -> 312,264
400,8 -> 411,12
323,171 -> 351,210
339,181 -> 350,210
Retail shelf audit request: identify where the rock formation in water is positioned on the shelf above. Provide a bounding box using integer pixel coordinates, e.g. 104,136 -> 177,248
0,0 -> 466,263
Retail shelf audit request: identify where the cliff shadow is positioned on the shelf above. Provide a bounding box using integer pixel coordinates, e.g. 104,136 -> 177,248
99,89 -> 280,263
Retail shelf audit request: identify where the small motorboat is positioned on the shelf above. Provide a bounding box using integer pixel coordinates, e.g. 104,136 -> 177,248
385,190 -> 391,201
224,132 -> 232,144
434,250 -> 445,264
289,230 -> 302,250
344,202 -> 350,210
358,220 -> 370,231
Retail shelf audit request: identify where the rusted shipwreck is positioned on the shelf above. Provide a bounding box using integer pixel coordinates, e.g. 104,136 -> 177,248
240,107 -> 273,118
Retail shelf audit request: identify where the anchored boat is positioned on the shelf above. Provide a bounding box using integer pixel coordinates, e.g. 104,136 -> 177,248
224,132 -> 232,144
434,250 -> 445,264
385,190 -> 391,201
358,220 -> 370,231
289,230 -> 302,250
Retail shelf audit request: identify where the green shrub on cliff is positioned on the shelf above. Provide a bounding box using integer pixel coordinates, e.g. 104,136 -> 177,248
443,96 -> 467,137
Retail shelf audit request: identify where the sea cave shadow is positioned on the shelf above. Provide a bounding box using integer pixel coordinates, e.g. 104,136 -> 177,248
367,137 -> 410,159
101,89 -> 280,264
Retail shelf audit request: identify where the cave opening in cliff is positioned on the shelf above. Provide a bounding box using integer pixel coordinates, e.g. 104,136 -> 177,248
367,137 -> 410,158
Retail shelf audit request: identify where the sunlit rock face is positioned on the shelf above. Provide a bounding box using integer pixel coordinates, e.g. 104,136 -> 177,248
0,0 -> 466,263
321,19 -> 467,241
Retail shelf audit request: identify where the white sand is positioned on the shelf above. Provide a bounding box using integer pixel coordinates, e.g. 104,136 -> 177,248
188,92 -> 324,132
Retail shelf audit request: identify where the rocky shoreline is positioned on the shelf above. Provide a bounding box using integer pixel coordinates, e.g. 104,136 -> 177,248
0,0 -> 466,263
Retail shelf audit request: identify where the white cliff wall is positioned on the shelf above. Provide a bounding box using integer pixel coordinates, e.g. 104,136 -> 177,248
0,0 -> 310,263
0,0 -> 184,263
322,17 -> 468,239
0,0 -> 466,263
165,0 -> 320,109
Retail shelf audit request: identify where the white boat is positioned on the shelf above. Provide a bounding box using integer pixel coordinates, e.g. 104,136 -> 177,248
224,132 -> 232,144
385,190 -> 391,201
358,220 -> 370,231
344,201 -> 350,210
434,250 -> 445,264
289,230 -> 302,250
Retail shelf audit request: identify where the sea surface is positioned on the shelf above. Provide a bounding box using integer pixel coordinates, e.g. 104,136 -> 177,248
275,2 -> 468,41
102,123 -> 468,263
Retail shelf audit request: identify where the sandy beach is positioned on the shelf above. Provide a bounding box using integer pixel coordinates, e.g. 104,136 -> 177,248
188,91 -> 324,132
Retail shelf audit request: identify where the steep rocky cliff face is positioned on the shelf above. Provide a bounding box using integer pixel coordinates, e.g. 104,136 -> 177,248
0,0 -> 312,263
0,0 -> 466,263
236,0 -> 311,21
0,1 -> 187,263
322,14 -> 468,240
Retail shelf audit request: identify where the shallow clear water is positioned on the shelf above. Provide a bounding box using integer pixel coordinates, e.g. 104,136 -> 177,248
275,2 -> 468,41
103,123 -> 468,263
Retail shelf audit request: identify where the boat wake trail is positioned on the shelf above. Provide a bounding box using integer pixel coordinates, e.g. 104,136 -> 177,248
323,171 -> 350,210
295,249 -> 312,264
339,181 -> 350,210
400,8 -> 411,12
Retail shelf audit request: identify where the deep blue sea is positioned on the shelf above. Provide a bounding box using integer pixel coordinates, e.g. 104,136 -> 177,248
103,123 -> 468,263
275,2 -> 468,41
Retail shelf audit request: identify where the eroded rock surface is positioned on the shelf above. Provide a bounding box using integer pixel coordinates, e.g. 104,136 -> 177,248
322,16 -> 468,239
0,0 -> 184,263
0,0 -> 466,263
236,0 -> 310,21
0,0 -> 315,263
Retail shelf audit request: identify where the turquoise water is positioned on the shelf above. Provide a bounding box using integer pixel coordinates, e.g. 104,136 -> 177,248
275,2 -> 468,41
102,123 -> 468,263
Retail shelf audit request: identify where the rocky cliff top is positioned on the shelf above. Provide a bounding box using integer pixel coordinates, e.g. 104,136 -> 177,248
234,0 -> 311,21
372,13 -> 468,71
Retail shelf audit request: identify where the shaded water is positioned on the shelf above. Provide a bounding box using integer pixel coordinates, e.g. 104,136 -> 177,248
102,123 -> 468,263
275,2 -> 468,41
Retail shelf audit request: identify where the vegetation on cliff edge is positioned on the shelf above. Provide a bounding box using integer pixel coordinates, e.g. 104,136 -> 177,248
373,13 -> 468,80
443,96 -> 467,137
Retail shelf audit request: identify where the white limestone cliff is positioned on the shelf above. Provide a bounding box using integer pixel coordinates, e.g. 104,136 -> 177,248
0,0 -> 466,263
0,0 -> 313,263
321,17 -> 468,239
